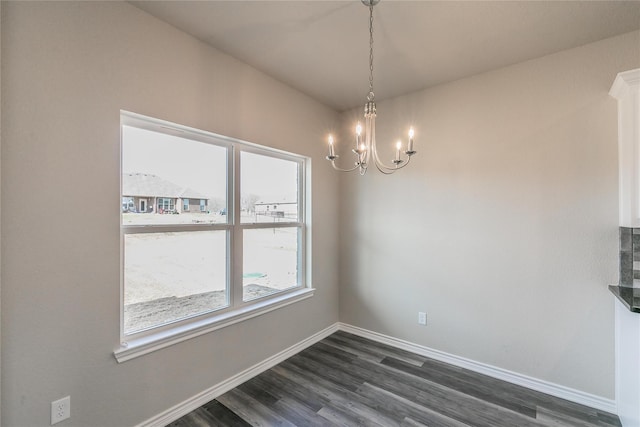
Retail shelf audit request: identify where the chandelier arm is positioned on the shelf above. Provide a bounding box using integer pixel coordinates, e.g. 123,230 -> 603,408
370,134 -> 400,171
329,160 -> 362,173
372,152 -> 399,171
374,162 -> 397,174
371,145 -> 413,172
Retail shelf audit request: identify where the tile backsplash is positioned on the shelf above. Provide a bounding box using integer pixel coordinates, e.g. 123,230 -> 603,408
620,227 -> 640,287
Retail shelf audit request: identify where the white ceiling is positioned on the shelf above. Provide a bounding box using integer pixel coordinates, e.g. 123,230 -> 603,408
130,1 -> 640,112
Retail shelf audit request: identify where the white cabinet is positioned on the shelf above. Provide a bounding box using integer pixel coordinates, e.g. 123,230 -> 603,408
611,69 -> 640,427
610,69 -> 640,228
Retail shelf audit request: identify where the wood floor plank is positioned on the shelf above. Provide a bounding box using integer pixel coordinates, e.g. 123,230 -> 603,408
536,406 -> 600,427
286,352 -> 364,393
168,400 -> 252,427
439,363 -> 609,426
321,334 -> 386,363
202,401 -> 253,427
302,340 -> 358,363
236,379 -> 280,407
383,355 -> 538,417
316,405 -> 367,427
340,352 -> 428,399
432,363 -> 591,420
254,369 -> 328,412
295,343 -> 384,389
356,381 -> 473,427
167,332 -> 621,427
273,361 -> 401,427
400,417 -> 430,427
596,411 -> 623,427
354,354 -> 543,427
273,366 -> 399,427
216,388 -> 296,427
331,330 -> 428,366
166,408 -> 215,427
271,397 -> 336,427
536,401 -> 600,425
415,385 -> 544,427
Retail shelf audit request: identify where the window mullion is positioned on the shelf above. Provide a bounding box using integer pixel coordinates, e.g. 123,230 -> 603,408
231,145 -> 243,308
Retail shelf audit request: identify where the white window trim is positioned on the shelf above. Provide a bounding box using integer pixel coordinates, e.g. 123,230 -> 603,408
116,111 -> 313,362
114,287 -> 314,363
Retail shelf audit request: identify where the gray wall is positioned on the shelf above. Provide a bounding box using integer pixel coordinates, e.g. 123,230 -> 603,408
1,2 -> 339,426
3,1 -> 639,425
338,30 -> 640,400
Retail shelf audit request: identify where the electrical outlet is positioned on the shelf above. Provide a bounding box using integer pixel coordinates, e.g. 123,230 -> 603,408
418,311 -> 427,325
51,396 -> 70,425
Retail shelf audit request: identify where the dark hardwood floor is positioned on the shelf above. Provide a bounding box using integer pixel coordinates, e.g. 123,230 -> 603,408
167,331 -> 621,427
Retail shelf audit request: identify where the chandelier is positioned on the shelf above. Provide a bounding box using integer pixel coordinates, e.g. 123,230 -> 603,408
326,0 -> 416,175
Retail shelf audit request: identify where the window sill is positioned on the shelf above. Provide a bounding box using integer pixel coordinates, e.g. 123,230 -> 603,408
114,287 -> 314,363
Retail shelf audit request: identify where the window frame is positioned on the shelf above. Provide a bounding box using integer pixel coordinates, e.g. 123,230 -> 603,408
235,146 -> 306,304
115,111 -> 313,363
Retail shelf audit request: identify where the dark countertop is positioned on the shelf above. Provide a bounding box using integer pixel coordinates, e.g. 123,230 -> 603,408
609,285 -> 640,313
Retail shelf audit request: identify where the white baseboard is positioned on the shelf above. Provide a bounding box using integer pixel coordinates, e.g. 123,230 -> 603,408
136,323 -> 339,427
338,322 -> 617,415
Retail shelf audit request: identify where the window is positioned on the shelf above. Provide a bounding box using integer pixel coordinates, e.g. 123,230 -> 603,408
117,111 -> 311,361
157,198 -> 175,213
122,197 -> 134,212
240,151 -> 301,300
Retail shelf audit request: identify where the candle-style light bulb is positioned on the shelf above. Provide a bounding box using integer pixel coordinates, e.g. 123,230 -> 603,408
355,122 -> 362,152
357,142 -> 366,164
395,140 -> 402,161
408,127 -> 415,152
328,135 -> 335,158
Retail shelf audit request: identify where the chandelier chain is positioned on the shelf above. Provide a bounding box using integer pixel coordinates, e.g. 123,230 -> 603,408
368,2 -> 374,101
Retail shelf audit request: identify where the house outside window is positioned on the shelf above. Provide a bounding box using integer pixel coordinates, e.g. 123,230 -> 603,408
117,111 -> 312,362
